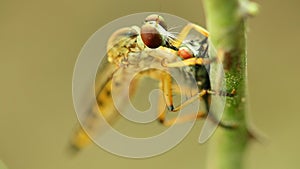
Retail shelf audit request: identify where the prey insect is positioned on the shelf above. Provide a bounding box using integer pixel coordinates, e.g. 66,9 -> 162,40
70,14 -> 236,151
139,14 -> 236,127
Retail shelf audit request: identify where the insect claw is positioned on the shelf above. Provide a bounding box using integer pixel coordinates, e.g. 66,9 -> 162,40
159,119 -> 165,124
168,105 -> 174,111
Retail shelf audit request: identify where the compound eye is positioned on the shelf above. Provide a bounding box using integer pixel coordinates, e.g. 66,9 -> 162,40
144,14 -> 167,30
178,46 -> 193,59
141,24 -> 163,49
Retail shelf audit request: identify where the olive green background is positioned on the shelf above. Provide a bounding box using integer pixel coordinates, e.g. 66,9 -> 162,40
0,0 -> 299,169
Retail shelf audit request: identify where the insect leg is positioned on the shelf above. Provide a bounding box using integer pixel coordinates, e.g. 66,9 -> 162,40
134,69 -> 175,111
158,90 -> 237,128
156,46 -> 218,68
135,69 -> 236,128
172,23 -> 210,48
157,90 -> 206,126
157,82 -> 167,123
165,57 -> 217,67
208,89 -> 236,97
160,71 -> 174,111
160,111 -> 207,126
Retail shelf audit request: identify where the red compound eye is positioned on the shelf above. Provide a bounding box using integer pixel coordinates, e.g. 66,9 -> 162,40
178,47 -> 193,59
141,24 -> 163,49
144,14 -> 167,30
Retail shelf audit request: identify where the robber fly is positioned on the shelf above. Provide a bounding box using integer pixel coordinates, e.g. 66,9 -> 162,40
70,14 -> 235,151
70,14 -> 180,151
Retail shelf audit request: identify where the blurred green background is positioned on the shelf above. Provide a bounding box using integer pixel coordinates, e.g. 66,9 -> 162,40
0,0 -> 299,168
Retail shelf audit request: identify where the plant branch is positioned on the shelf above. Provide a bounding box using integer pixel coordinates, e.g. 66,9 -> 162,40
203,0 -> 258,169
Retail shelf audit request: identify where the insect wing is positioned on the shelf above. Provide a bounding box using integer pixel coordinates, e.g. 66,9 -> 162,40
70,58 -> 116,150
71,53 -> 140,151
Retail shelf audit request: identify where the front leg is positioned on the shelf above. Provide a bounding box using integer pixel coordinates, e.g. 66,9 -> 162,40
172,23 -> 210,48
157,88 -> 237,129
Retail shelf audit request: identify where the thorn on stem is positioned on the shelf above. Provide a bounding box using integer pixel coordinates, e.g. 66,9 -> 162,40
239,1 -> 260,18
247,127 -> 268,145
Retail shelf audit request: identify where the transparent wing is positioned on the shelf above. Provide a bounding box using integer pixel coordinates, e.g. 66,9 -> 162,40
70,28 -> 142,151
70,58 -> 117,151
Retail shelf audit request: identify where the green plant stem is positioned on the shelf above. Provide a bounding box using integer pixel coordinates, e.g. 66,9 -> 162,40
203,0 -> 257,169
